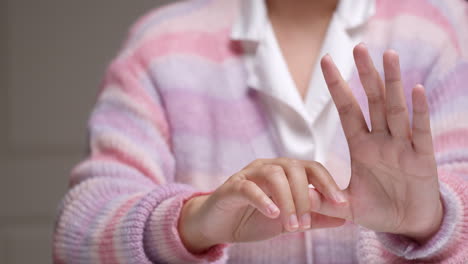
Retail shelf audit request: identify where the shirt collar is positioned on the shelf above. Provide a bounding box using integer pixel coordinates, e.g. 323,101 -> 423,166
230,0 -> 376,43
230,0 -> 268,43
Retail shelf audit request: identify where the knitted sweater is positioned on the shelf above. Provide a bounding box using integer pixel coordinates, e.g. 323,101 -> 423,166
53,0 -> 468,263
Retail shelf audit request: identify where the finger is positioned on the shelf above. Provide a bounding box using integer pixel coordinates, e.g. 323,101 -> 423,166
246,165 -> 299,232
353,43 -> 388,133
383,50 -> 411,138
309,212 -> 346,229
321,54 -> 369,144
309,188 -> 352,221
411,84 -> 434,155
263,158 -> 345,229
243,159 -> 269,170
229,179 -> 280,219
269,158 -> 311,230
246,159 -> 346,230
301,160 -> 347,205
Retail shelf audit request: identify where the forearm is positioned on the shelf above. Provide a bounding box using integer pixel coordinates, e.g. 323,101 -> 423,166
54,170 -> 195,263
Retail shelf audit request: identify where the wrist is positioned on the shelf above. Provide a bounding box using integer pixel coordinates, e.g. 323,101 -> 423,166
178,194 -> 217,253
400,198 -> 444,244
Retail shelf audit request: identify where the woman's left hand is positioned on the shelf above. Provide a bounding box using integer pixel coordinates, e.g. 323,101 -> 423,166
313,44 -> 443,243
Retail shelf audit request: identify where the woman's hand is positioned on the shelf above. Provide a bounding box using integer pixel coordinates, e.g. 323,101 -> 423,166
313,44 -> 443,243
178,158 -> 346,253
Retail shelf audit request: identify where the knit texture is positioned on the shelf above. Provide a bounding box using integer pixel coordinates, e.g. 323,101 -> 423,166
53,0 -> 468,263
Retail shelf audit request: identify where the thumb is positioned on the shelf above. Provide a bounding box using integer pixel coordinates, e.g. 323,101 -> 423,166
308,212 -> 346,229
309,188 -> 352,221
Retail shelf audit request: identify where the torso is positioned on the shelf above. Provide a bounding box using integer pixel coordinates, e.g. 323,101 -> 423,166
136,0 -> 461,262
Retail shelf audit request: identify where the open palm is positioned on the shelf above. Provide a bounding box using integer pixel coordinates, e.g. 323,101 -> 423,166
312,44 -> 443,242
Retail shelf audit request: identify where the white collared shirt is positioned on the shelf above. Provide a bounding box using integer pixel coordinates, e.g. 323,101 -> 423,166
231,0 -> 375,179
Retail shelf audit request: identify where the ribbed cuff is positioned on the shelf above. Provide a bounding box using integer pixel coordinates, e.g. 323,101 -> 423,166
376,182 -> 461,260
144,192 -> 228,263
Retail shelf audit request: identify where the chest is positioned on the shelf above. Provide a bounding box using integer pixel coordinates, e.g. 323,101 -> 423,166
156,63 -> 281,189
270,17 -> 333,99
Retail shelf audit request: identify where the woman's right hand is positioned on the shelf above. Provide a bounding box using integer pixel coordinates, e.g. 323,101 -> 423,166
178,158 -> 348,253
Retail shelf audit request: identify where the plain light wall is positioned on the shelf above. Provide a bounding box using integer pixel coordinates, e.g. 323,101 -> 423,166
1,0 -> 174,263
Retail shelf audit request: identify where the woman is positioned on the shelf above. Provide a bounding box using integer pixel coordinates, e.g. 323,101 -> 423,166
53,0 -> 468,263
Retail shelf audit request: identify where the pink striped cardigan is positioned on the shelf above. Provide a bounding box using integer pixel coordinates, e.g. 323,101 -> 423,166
53,0 -> 468,263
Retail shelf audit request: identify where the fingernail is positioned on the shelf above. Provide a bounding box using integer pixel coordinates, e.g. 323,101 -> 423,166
289,214 -> 299,231
333,192 -> 347,204
266,202 -> 279,215
300,214 -> 311,229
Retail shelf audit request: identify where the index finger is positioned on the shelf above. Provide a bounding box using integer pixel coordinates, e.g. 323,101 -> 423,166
321,54 -> 369,144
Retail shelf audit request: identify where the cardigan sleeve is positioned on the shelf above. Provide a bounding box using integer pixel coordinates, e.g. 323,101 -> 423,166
52,26 -> 228,264
357,15 -> 468,263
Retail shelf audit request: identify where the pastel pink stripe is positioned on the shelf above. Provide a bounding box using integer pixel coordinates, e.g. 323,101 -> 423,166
165,89 -> 268,141
100,66 -> 170,143
98,195 -> 142,264
434,128 -> 468,153
375,0 -> 460,52
93,138 -> 165,184
124,28 -> 243,69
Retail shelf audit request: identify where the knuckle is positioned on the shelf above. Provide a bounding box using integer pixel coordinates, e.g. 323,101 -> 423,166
306,160 -> 323,170
357,66 -> 371,76
413,107 -> 429,115
288,158 -> 302,167
239,181 -> 255,195
367,94 -> 384,105
224,175 -> 239,189
230,172 -> 244,181
231,180 -> 243,192
233,180 -> 251,195
328,79 -> 341,90
337,103 -> 354,115
387,105 -> 406,116
229,172 -> 246,183
263,164 -> 284,176
249,159 -> 265,168
279,157 -> 302,169
386,78 -> 401,86
277,157 -> 292,164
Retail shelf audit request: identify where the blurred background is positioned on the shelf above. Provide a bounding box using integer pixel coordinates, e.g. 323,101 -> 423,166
0,0 -> 173,263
